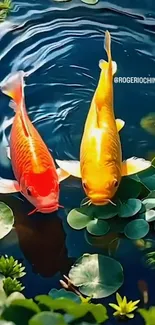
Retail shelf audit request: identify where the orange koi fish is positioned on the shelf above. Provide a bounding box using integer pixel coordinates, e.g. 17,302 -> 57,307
0,71 -> 69,214
56,30 -> 151,205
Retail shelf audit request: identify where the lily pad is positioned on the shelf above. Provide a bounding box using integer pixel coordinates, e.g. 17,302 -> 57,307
48,289 -> 81,303
145,210 -> 155,222
118,199 -> 142,218
69,254 -> 124,298
142,198 -> 155,210
67,208 -> 93,230
116,177 -> 141,200
124,219 -> 149,240
0,202 -> 14,239
94,204 -> 118,219
86,219 -> 110,236
29,311 -> 66,325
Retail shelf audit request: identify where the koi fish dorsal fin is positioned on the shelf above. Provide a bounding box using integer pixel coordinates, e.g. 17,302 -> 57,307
104,30 -> 111,62
1,71 -> 31,138
99,30 -> 117,75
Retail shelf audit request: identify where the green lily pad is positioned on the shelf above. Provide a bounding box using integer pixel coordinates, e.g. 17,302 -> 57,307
142,198 -> 155,210
36,296 -> 108,323
145,210 -> 155,222
29,311 -> 66,325
124,219 -> 149,240
0,202 -> 14,239
81,0 -> 98,4
115,177 -> 141,200
94,204 -> 118,219
86,219 -> 110,236
138,166 -> 155,191
48,289 -> 81,303
118,199 -> 142,218
145,190 -> 155,198
69,254 -> 124,298
67,207 -> 93,230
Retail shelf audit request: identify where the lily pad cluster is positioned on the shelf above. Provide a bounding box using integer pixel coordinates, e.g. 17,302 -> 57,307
67,165 -> 155,241
0,289 -> 108,325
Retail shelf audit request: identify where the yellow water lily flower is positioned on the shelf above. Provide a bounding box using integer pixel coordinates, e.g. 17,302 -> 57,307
109,292 -> 140,319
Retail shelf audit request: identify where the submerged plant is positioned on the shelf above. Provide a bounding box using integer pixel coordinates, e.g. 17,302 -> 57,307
3,277 -> 25,297
0,0 -> 12,22
145,251 -> 155,269
109,292 -> 140,319
0,256 -> 26,279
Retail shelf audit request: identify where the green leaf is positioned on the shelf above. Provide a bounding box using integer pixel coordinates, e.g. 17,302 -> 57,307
0,320 -> 15,325
0,256 -> 26,279
10,299 -> 40,314
118,199 -> 142,218
69,254 -> 124,298
48,289 -> 81,303
81,0 -> 98,4
0,203 -> 14,239
115,177 -> 141,200
138,307 -> 155,325
142,198 -> 155,211
124,219 -> 149,240
3,278 -> 24,297
94,204 -> 118,219
67,207 -> 93,230
145,190 -> 155,198
145,210 -> 155,222
29,311 -> 67,325
36,296 -> 108,323
138,166 -> 155,191
86,219 -> 110,236
6,292 -> 25,305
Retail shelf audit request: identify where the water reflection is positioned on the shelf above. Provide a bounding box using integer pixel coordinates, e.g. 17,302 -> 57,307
0,194 -> 71,277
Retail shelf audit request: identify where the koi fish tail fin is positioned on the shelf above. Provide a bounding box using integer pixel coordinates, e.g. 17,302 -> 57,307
1,71 -> 25,109
98,30 -> 117,75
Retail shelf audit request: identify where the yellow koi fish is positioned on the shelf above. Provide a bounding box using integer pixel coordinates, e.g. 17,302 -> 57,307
56,31 -> 151,205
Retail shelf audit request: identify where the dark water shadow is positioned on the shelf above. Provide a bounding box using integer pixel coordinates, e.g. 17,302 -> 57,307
0,194 -> 72,277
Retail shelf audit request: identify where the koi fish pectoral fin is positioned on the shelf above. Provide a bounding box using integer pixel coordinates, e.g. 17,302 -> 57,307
56,168 -> 70,182
116,119 -> 125,132
56,159 -> 81,178
0,177 -> 20,193
121,157 -> 151,176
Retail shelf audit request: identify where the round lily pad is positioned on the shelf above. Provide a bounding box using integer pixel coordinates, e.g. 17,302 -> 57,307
142,198 -> 155,211
124,219 -> 149,240
67,208 -> 93,230
29,311 -> 66,325
94,204 -> 118,219
0,202 -> 14,239
145,210 -> 155,222
69,254 -> 124,298
118,199 -> 142,218
86,219 -> 110,236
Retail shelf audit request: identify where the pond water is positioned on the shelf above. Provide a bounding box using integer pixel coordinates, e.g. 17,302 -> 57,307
0,0 -> 155,324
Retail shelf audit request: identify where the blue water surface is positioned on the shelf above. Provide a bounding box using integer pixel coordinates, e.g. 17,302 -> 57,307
0,0 -> 155,324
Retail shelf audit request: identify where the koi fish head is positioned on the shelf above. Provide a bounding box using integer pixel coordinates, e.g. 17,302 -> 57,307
82,166 -> 121,206
20,167 -> 60,214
